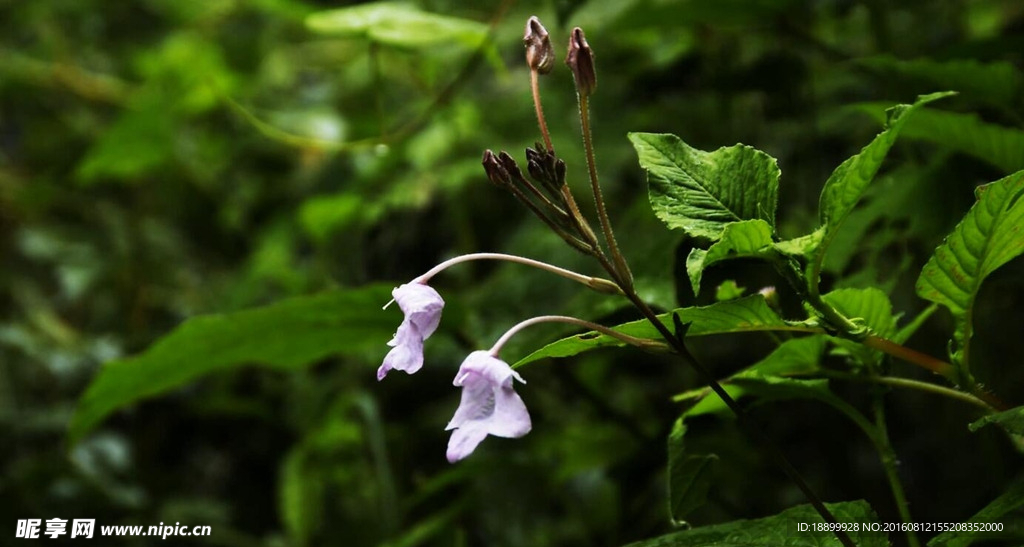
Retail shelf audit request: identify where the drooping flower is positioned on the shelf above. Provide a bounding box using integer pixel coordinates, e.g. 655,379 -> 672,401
445,351 -> 531,462
377,283 -> 444,381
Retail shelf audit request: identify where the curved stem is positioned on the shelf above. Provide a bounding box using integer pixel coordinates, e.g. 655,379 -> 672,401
577,94 -> 632,286
489,315 -> 658,355
819,370 -> 994,411
413,252 -> 620,294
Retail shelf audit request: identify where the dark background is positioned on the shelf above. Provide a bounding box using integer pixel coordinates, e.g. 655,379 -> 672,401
2,0 -> 1023,545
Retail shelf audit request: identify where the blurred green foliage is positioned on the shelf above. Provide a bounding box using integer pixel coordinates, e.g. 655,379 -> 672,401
2,0 -> 1024,546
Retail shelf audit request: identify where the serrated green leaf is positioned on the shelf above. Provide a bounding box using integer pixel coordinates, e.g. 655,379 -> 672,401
744,335 -> 827,377
857,56 -> 1023,107
686,219 -> 775,295
668,419 -> 717,524
629,132 -> 780,240
822,288 -> 897,338
819,92 -> 954,235
916,170 -> 1024,375
68,285 -> 396,446
513,295 -> 808,368
306,2 -> 488,50
622,500 -> 887,547
929,479 -> 1024,547
682,374 -> 836,418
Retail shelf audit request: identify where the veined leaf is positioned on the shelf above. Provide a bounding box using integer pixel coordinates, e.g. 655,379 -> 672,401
629,132 -> 780,240
686,219 -> 775,295
667,419 -> 717,524
928,479 -> 1024,547
822,288 -> 897,338
623,500 -> 887,547
856,56 -> 1022,107
916,170 -> 1024,374
513,295 -> 809,368
306,3 -> 488,50
68,285 -> 396,446
819,92 -> 954,237
856,105 -> 1024,174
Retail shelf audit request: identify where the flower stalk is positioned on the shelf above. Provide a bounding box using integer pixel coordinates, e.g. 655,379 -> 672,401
489,314 -> 666,356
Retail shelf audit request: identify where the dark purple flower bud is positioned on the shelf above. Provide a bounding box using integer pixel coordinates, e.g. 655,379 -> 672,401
482,150 -> 510,186
565,27 -> 596,96
497,151 -> 525,181
523,16 -> 554,74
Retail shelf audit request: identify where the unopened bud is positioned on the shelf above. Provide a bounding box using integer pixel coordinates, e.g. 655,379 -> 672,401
565,27 -> 596,96
524,16 -> 554,74
497,151 -> 525,181
482,150 -> 510,186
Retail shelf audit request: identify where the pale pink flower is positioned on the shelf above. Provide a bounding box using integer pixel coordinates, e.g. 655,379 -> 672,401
445,351 -> 531,462
377,283 -> 444,380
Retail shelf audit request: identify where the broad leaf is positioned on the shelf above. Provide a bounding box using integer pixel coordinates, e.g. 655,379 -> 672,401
623,500 -> 887,547
68,285 -> 396,445
686,219 -> 775,295
667,419 -> 717,524
822,288 -> 897,338
629,132 -> 780,240
306,3 -> 489,50
513,296 -> 810,368
916,170 -> 1024,373
929,479 -> 1024,547
855,105 -> 1024,174
819,92 -> 953,237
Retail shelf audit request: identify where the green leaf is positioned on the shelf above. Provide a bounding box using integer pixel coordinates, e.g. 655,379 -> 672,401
622,500 -> 887,547
822,288 -> 897,338
306,3 -> 489,50
969,406 -> 1024,435
916,170 -> 1024,374
686,219 -> 775,295
774,228 -> 825,258
667,419 -> 718,524
629,132 -> 780,240
681,373 -> 835,418
856,56 -> 1023,107
741,335 -> 826,377
928,479 -> 1024,547
819,92 -> 954,236
68,285 -> 396,446
714,280 -> 746,301
855,106 -> 1024,174
513,295 -> 807,368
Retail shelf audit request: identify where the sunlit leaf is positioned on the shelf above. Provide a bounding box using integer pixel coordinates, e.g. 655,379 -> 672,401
818,92 -> 954,238
916,170 -> 1024,374
68,285 -> 396,446
306,3 -> 489,50
822,288 -> 896,338
629,132 -> 780,240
